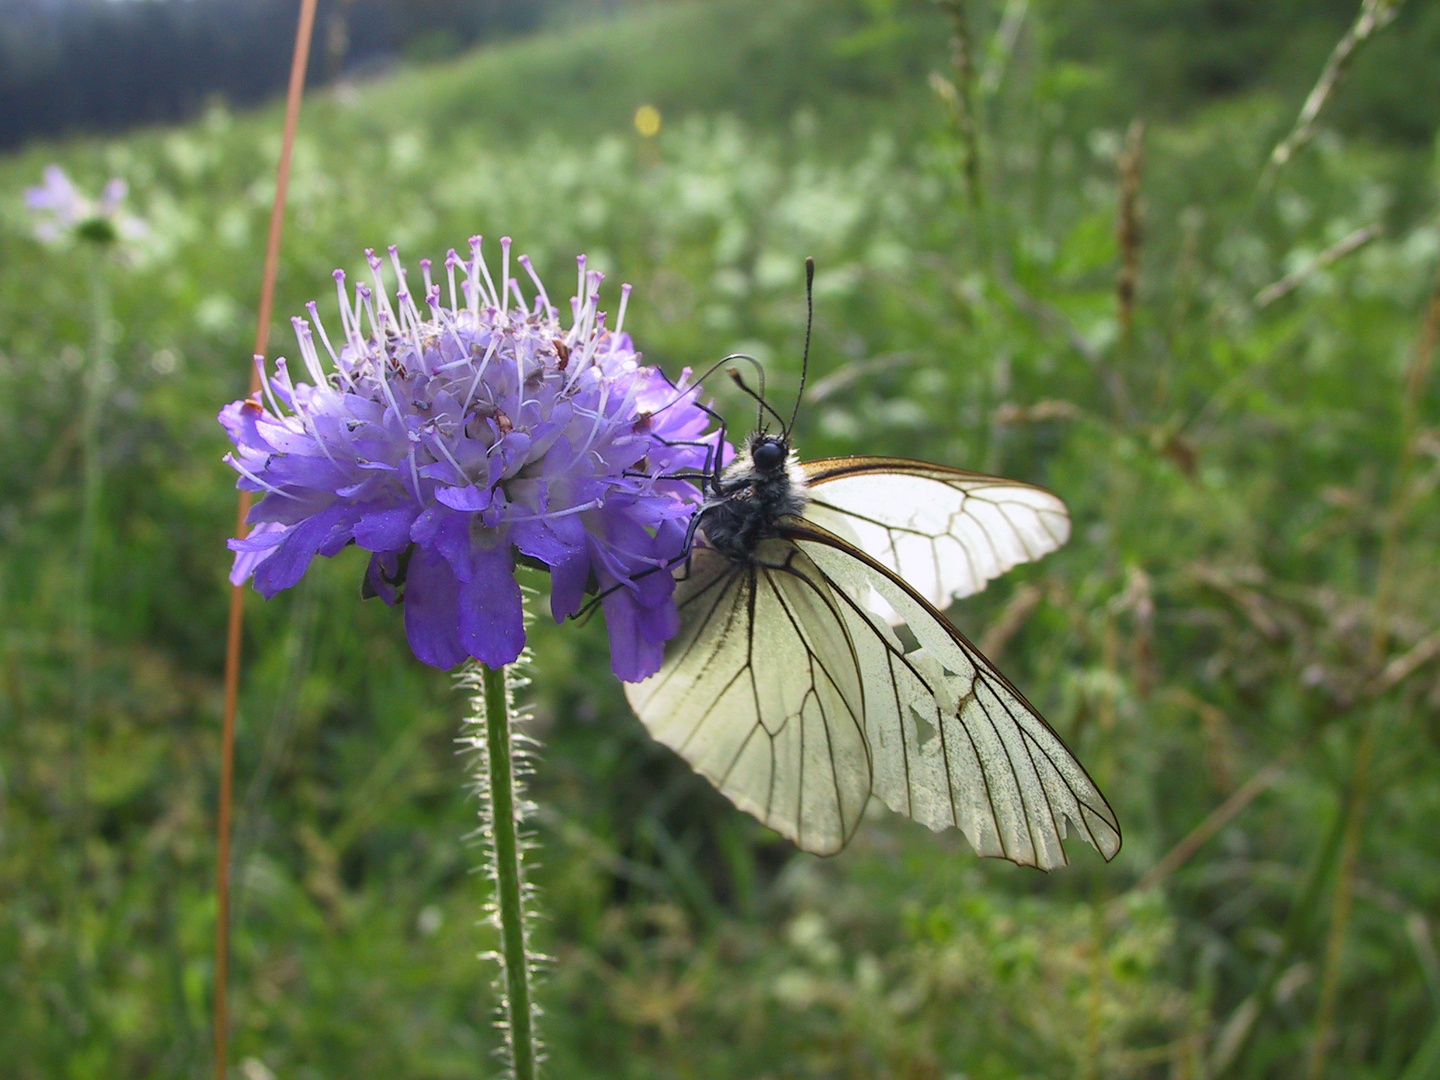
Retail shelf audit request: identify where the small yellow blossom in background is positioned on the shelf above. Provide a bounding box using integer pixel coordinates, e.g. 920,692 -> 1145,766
634,104 -> 662,138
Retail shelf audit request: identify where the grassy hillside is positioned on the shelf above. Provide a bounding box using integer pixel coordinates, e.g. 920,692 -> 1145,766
2,1 -> 1439,1077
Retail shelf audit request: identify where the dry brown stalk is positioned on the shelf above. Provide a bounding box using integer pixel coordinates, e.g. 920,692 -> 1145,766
214,2 -> 319,1077
1369,626 -> 1440,697
977,0 -> 1029,97
977,582 -> 1045,661
1116,119 -> 1145,338
1254,223 -> 1382,308
1127,747 -> 1298,902
933,0 -> 982,207
1262,0 -> 1405,188
992,398 -> 1083,425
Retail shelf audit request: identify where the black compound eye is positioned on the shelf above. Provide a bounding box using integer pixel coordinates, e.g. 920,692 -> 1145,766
752,439 -> 786,471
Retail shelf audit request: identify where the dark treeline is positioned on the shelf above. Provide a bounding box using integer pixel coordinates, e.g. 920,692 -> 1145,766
0,0 -> 557,150
6,0 -> 1439,154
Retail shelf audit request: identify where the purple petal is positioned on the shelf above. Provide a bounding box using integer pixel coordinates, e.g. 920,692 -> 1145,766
218,400 -> 273,452
512,517 -> 575,569
228,524 -> 287,555
435,484 -> 493,511
548,550 -> 590,623
354,505 -> 419,551
250,504 -> 350,597
228,522 -> 285,586
100,177 -> 128,209
404,548 -> 467,669
411,505 -> 472,580
603,588 -> 663,682
365,551 -> 401,605
459,544 -> 526,667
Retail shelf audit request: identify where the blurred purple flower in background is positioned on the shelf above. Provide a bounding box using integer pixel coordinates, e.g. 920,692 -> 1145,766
25,165 -> 147,247
221,238 -> 722,679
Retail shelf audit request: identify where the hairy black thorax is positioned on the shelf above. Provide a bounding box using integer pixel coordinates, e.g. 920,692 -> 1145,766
696,433 -> 809,562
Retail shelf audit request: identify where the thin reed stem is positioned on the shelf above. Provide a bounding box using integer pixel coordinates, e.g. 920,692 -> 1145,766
1260,0 -> 1404,190
1115,118 -> 1144,342
1211,800 -> 1347,1077
1303,707 -> 1380,1080
934,0 -> 982,210
213,1 -> 318,1077
472,661 -> 538,1080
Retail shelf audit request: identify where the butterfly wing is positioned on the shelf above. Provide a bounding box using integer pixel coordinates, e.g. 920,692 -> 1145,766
623,540 -> 873,856
801,457 -> 1071,611
626,521 -> 1119,868
779,517 -> 1120,869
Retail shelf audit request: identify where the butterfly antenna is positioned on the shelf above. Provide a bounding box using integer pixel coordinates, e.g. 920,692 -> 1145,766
647,352 -> 767,419
728,368 -> 787,431
786,256 -> 815,438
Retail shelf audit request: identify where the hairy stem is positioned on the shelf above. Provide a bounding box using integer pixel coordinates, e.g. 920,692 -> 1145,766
477,661 -> 537,1080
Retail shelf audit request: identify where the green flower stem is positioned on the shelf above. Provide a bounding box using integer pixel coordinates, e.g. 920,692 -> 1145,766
480,662 -> 537,1080
74,266 -> 111,828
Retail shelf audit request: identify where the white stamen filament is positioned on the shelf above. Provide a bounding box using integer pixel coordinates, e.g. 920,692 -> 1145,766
227,454 -> 303,500
366,249 -> 397,328
474,237 -> 501,312
500,236 -> 512,317
518,255 -> 553,318
615,283 -> 632,337
254,353 -> 288,420
462,333 -> 502,413
429,428 -> 473,485
406,443 -> 423,502
574,254 -> 587,324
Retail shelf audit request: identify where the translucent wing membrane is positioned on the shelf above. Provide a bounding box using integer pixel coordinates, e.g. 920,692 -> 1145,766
626,521 -> 1119,868
801,457 -> 1071,612
623,540 -> 872,855
783,520 -> 1120,869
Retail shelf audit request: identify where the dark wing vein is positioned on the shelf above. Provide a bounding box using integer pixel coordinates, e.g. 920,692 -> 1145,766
765,556 -> 871,849
801,458 -> 1071,613
624,541 -> 871,856
781,518 -> 1120,870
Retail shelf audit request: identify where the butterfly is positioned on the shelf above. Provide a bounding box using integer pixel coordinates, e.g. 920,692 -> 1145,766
624,260 -> 1120,868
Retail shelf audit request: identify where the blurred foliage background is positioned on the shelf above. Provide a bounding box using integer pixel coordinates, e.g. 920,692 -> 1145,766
2,0 -> 1440,1077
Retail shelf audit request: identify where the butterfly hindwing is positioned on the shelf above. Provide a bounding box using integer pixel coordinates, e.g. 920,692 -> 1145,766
781,518 -> 1121,869
624,540 -> 872,856
627,522 -> 1120,867
801,457 -> 1071,611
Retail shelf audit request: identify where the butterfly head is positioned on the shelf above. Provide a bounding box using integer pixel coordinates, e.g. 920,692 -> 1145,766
732,430 -> 806,508
749,433 -> 788,473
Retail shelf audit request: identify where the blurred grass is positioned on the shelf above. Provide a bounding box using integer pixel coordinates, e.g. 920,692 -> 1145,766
2,0 -> 1440,1077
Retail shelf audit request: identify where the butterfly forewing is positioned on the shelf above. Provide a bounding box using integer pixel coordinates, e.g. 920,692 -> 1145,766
624,540 -> 872,856
783,519 -> 1121,869
801,457 -> 1071,612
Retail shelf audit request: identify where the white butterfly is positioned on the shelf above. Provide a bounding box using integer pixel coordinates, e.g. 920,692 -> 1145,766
625,263 -> 1120,869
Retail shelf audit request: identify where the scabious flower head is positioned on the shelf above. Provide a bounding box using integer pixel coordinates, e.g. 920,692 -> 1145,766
222,239 -> 721,679
25,165 -> 147,247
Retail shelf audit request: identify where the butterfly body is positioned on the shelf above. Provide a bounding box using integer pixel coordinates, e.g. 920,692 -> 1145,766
694,434 -> 808,562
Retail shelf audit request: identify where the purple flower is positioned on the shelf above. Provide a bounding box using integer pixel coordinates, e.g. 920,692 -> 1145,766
25,165 -> 147,247
222,239 -> 722,680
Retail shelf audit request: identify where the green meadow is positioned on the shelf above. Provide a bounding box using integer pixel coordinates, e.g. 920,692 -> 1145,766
3,1 -> 1440,1076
